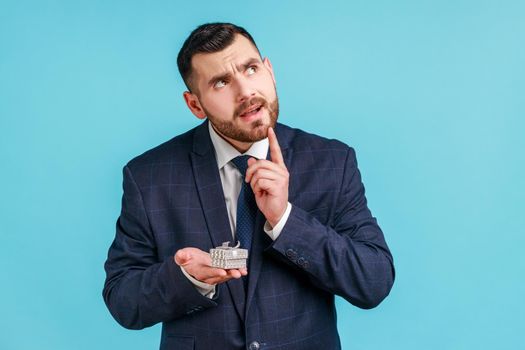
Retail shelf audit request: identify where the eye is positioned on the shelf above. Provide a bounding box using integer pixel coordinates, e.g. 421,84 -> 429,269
214,80 -> 227,88
247,66 -> 257,75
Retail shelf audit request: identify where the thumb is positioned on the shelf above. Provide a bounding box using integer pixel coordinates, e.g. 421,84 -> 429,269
174,249 -> 191,266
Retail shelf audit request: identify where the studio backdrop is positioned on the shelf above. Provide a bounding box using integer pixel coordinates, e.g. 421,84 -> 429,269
1,1 -> 524,349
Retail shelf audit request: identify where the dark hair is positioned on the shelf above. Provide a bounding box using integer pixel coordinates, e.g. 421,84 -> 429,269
177,22 -> 260,92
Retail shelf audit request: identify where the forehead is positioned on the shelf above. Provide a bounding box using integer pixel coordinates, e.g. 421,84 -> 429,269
191,34 -> 261,81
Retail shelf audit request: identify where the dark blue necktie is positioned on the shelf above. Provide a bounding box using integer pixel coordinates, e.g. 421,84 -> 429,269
231,155 -> 257,254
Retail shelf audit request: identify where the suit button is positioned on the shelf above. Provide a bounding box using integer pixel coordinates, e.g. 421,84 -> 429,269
285,249 -> 297,260
297,257 -> 306,267
249,341 -> 260,350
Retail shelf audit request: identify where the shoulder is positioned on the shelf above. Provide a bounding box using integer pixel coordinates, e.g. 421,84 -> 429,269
276,123 -> 354,160
125,125 -> 198,173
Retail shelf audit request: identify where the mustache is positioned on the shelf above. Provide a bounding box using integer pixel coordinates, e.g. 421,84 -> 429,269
234,97 -> 268,118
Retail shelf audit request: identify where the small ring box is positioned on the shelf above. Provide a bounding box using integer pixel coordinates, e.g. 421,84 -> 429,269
210,241 -> 248,269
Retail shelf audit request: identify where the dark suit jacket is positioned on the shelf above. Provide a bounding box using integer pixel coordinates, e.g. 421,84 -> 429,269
103,121 -> 394,350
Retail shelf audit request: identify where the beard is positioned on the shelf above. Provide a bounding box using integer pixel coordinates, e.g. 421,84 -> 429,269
204,95 -> 279,143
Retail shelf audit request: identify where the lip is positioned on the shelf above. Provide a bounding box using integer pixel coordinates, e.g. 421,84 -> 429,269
239,103 -> 262,117
239,105 -> 263,122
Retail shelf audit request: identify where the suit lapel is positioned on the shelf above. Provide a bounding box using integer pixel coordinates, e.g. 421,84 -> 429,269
190,121 -> 246,322
191,122 -> 293,320
244,210 -> 271,314
245,125 -> 293,315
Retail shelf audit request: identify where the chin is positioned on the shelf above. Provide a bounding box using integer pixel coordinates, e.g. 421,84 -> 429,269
251,127 -> 269,141
250,119 -> 273,137
211,107 -> 278,143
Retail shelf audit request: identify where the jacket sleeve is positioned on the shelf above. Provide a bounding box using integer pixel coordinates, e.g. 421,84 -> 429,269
267,147 -> 395,309
102,165 -> 218,330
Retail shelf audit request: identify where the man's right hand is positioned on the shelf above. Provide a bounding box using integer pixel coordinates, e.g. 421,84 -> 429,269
174,247 -> 247,285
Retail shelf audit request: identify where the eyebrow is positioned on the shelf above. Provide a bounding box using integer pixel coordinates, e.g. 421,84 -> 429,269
207,57 -> 262,87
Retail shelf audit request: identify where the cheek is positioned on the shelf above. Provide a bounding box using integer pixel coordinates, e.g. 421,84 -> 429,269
203,95 -> 234,116
260,76 -> 277,99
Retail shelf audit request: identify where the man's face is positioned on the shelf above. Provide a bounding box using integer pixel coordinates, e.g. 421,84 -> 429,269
185,34 -> 279,148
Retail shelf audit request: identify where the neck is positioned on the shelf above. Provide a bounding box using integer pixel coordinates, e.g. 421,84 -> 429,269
211,124 -> 254,153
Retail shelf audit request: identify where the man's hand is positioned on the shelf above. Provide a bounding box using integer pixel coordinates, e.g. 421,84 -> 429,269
175,248 -> 247,285
245,126 -> 289,227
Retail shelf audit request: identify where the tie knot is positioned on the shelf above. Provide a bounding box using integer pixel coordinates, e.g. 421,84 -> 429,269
231,155 -> 252,177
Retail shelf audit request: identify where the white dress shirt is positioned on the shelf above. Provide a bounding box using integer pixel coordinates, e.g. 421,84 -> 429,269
180,122 -> 292,297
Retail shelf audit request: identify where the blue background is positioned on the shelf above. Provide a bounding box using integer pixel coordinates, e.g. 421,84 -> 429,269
1,1 -> 524,349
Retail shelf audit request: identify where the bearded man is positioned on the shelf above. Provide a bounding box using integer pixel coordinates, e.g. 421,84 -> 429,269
103,22 -> 395,350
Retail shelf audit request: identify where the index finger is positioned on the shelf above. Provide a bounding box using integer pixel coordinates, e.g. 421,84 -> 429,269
268,126 -> 284,166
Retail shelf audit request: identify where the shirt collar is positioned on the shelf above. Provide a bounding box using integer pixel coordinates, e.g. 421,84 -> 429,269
208,121 -> 269,169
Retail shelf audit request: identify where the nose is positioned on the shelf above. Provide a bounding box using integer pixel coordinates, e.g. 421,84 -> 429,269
235,76 -> 256,103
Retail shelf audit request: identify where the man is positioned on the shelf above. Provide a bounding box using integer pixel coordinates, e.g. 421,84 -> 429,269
103,23 -> 394,350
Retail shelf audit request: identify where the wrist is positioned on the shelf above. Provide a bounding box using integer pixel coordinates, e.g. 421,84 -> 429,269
268,205 -> 287,228
268,215 -> 282,228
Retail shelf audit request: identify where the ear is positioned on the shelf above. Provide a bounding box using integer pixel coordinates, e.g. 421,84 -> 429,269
183,91 -> 206,120
263,57 -> 276,84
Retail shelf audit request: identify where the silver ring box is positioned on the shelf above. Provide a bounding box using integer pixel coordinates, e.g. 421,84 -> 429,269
210,241 -> 248,269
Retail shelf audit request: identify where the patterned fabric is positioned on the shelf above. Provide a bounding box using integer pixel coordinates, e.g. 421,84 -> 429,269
231,155 -> 257,253
103,121 -> 395,350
